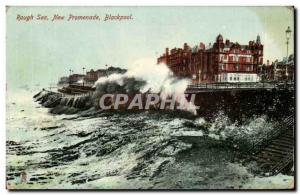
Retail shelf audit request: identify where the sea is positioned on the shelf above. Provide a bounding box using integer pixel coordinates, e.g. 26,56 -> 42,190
6,88 -> 294,190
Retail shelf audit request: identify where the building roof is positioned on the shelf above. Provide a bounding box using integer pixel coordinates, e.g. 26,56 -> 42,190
216,34 -> 223,41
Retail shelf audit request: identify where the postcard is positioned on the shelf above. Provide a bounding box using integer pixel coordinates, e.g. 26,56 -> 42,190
6,6 -> 295,190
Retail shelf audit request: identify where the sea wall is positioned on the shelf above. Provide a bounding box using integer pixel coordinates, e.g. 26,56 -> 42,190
188,88 -> 295,122
34,88 -> 295,122
33,90 -> 94,114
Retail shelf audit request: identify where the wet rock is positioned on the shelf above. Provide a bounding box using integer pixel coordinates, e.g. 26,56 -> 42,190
40,126 -> 60,131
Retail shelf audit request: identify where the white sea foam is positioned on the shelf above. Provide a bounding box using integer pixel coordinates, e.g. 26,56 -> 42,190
94,58 -> 197,114
242,174 -> 294,189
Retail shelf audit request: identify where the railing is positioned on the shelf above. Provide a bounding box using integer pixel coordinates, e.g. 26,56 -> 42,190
241,114 -> 294,175
187,81 -> 294,91
245,114 -> 294,155
271,151 -> 294,174
43,89 -> 93,98
61,91 -> 94,98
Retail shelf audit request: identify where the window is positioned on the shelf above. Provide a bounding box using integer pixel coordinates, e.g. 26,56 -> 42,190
230,77 -> 232,81
246,65 -> 253,71
219,64 -> 224,70
234,55 -> 239,62
235,64 -> 240,71
246,57 -> 250,63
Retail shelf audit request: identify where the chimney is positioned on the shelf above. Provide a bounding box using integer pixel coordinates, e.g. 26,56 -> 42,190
225,39 -> 230,45
184,43 -> 188,50
165,48 -> 169,56
199,42 -> 205,50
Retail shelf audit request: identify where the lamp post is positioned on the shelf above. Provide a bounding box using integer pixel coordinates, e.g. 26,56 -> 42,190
105,64 -> 108,78
285,26 -> 292,80
82,67 -> 85,87
69,69 -> 72,84
71,70 -> 74,84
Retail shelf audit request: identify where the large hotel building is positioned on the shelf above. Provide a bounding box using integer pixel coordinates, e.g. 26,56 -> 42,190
157,34 -> 263,83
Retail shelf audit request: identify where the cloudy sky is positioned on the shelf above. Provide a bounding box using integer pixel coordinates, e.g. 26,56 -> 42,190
6,6 -> 294,89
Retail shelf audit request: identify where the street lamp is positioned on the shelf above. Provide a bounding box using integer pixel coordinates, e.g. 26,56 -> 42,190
285,26 -> 292,80
82,67 -> 85,87
105,64 -> 108,78
69,69 -> 72,84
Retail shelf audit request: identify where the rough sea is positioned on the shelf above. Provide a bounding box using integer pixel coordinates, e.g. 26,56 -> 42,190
6,89 -> 294,190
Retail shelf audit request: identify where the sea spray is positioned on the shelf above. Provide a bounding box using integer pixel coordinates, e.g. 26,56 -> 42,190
190,112 -> 280,151
93,58 -> 198,114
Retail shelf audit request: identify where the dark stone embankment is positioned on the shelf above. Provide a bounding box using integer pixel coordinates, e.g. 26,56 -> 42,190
187,88 -> 295,122
34,87 -> 295,123
34,90 -> 94,115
